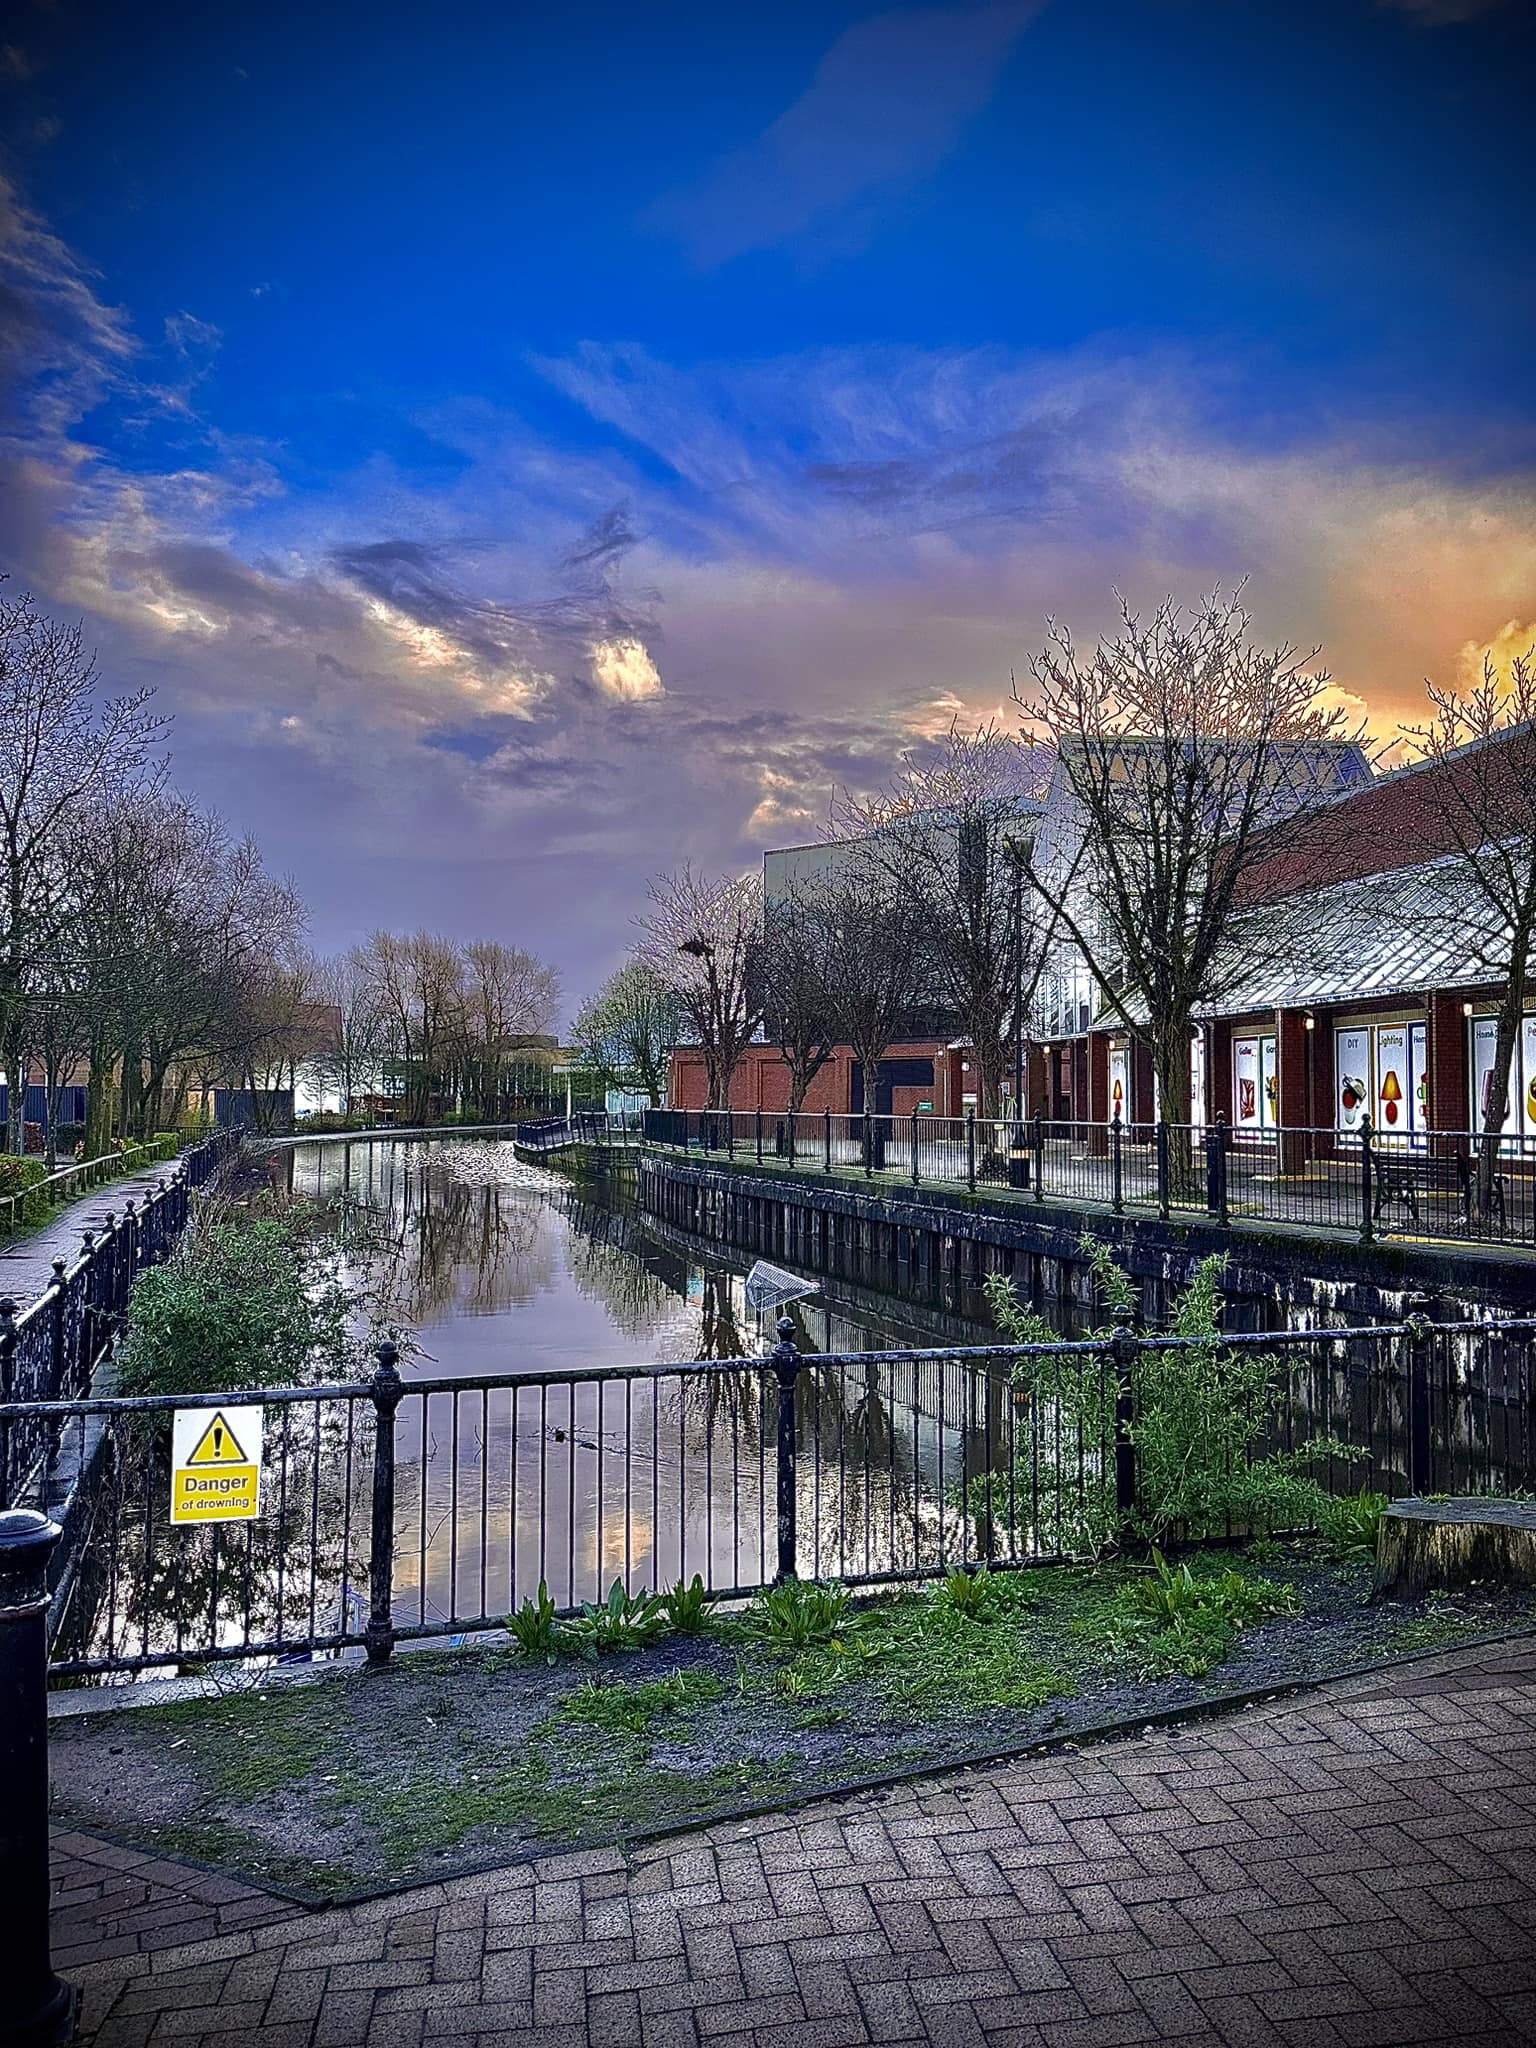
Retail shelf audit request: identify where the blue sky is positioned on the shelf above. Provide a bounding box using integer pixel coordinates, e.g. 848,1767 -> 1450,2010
1,0 -> 1532,1007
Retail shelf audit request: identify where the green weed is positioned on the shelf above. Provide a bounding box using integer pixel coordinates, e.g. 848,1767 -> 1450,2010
508,1581 -> 562,1664
1320,1489 -> 1389,1558
660,1574 -> 713,1633
750,1577 -> 852,1648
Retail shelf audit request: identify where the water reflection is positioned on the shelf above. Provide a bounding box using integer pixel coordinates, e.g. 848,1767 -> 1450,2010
277,1137 -> 1024,1625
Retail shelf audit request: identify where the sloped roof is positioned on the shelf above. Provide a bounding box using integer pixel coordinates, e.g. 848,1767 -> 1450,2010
1094,853 -> 1507,1027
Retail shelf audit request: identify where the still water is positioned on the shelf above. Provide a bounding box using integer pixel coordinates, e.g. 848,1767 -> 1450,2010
273,1136 -> 1024,1631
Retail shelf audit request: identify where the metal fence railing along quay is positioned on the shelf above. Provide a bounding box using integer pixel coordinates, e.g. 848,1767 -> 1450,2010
515,1110 -> 644,1153
0,1128 -> 238,1508
9,1311 -> 1534,1678
642,1108 -> 1536,1251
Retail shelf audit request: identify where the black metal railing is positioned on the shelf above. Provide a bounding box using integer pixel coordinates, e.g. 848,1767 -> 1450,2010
11,1310 -> 1534,1677
0,1129 -> 238,1506
516,1110 -> 644,1152
642,1108 -> 1536,1249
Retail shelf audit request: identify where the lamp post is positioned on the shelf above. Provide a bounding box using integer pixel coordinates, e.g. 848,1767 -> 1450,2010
1005,835 -> 1026,1132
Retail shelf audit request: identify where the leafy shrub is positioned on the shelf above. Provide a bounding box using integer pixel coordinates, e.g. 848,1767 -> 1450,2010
508,1581 -> 561,1664
1320,1489 -> 1389,1557
115,1196 -> 379,1398
934,1567 -> 1000,1621
0,1155 -> 48,1223
751,1576 -> 851,1648
567,1580 -> 671,1655
660,1574 -> 713,1633
984,1237 -> 1348,1553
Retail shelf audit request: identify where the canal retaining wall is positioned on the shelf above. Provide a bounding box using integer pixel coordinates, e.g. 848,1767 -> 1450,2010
638,1149 -> 1536,1328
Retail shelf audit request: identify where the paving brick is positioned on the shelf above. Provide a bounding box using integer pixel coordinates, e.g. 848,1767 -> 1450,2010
54,1638 -> 1536,2048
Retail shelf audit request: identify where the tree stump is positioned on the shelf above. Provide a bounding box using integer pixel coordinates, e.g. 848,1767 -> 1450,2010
1372,1499 -> 1536,1600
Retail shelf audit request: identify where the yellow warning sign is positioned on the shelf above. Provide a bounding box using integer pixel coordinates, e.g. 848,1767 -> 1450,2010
171,1404 -> 263,1525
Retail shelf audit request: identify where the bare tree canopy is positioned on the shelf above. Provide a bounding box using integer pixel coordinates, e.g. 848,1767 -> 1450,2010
571,960 -> 678,1108
1,585 -> 166,1152
1017,588 -> 1369,1150
1402,641 -> 1536,1217
831,722 -> 1054,1116
637,867 -> 763,1109
348,931 -> 560,1124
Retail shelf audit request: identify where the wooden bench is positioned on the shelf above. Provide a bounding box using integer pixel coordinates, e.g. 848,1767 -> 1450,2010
1371,1148 -> 1505,1229
1374,1497 -> 1536,1598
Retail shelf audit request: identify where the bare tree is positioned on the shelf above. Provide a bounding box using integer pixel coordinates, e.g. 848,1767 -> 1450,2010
1019,589 -> 1368,1169
462,941 -> 560,1119
0,587 -> 163,1152
1402,643 -> 1536,1220
354,931 -> 466,1124
310,951 -> 390,1115
637,868 -> 763,1109
832,723 -> 1052,1117
572,960 -> 678,1108
817,858 -> 926,1135
761,883 -> 839,1119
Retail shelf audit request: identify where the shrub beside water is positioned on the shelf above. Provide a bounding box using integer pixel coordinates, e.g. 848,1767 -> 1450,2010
115,1196 -> 377,1398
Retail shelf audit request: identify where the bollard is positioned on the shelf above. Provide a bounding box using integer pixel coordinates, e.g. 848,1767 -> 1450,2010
0,1510 -> 75,2048
770,1317 -> 802,1583
365,1342 -> 404,1664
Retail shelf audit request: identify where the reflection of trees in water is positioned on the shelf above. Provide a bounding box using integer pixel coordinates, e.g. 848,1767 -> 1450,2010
60,1406 -> 373,1673
562,1196 -> 689,1341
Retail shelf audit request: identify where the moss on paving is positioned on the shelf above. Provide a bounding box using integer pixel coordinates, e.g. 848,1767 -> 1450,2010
49,1540 -> 1536,1902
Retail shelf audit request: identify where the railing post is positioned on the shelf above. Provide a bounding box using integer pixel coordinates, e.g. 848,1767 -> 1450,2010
726,1111 -> 735,1160
771,1316 -> 801,1583
0,1510 -> 74,2048
755,1107 -> 763,1165
824,1105 -> 832,1174
1205,1117 -> 1229,1225
48,1261 -> 67,1404
863,1107 -> 873,1180
910,1108 -> 920,1187
365,1340 -> 404,1664
966,1108 -> 976,1192
1111,1114 -> 1124,1214
1359,1114 -> 1375,1245
1155,1120 -> 1170,1220
1105,1306 -> 1139,1537
1405,1296 -> 1435,1493
0,1301 -> 15,1509
1033,1109 -> 1045,1202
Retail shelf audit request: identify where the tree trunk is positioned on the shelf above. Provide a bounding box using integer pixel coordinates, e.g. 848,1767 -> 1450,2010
1373,1499 -> 1536,1599
1475,989 -> 1523,1225
1154,1017 -> 1195,1197
2,1010 -> 24,1156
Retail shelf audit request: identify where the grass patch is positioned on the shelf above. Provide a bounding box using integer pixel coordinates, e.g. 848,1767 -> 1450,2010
48,1540 -> 1536,1902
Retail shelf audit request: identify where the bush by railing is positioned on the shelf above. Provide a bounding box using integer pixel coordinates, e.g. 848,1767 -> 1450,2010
11,1306 -> 1535,1676
641,1107 -> 1536,1249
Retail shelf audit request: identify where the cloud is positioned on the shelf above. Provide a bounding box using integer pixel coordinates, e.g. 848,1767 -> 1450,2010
3,176 -> 1534,998
646,1 -> 1040,264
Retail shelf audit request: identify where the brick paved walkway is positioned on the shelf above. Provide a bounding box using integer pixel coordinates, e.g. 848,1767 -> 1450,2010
55,1638 -> 1536,2046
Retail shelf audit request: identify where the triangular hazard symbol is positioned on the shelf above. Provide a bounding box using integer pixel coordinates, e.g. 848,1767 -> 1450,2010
186,1412 -> 249,1465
